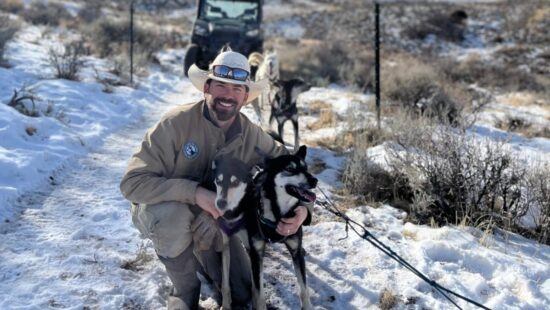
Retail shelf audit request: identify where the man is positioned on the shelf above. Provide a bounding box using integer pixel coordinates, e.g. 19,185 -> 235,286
120,51 -> 312,310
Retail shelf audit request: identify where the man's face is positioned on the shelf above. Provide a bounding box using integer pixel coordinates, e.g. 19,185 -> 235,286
204,80 -> 249,122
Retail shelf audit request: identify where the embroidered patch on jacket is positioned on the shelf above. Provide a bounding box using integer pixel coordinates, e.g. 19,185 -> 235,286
183,142 -> 199,160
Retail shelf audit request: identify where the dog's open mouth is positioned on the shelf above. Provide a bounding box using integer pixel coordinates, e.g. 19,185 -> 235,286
285,184 -> 316,203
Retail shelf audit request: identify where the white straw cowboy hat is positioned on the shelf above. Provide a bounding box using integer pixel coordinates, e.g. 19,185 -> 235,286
188,51 -> 268,103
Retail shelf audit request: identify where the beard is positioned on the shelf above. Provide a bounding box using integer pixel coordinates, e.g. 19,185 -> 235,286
211,97 -> 240,121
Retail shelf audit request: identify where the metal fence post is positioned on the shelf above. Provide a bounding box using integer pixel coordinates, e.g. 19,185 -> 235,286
374,1 -> 381,129
130,0 -> 134,85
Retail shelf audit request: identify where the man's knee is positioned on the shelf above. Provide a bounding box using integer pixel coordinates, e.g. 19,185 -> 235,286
131,201 -> 197,258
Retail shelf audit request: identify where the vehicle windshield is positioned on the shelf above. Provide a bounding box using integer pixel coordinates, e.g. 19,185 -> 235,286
200,0 -> 259,22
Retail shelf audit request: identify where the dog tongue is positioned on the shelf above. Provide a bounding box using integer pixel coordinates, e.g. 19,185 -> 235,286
301,189 -> 316,203
293,186 -> 316,203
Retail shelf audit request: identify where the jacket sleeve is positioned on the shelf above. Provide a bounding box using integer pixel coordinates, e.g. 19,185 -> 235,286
120,117 -> 199,205
255,129 -> 289,158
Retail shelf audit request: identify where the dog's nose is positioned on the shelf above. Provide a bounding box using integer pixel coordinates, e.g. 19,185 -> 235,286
310,176 -> 318,188
217,199 -> 227,210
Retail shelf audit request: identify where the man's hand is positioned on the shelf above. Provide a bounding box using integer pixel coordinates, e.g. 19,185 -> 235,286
195,186 -> 222,219
276,205 -> 308,236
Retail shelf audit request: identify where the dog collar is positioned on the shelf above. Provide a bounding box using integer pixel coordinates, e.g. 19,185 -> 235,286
217,216 -> 245,236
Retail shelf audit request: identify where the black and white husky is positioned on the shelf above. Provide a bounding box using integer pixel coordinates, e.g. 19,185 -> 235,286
270,78 -> 311,152
212,146 -> 317,310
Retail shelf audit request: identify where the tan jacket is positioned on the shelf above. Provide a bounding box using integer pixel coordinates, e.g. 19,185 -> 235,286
120,100 -> 288,205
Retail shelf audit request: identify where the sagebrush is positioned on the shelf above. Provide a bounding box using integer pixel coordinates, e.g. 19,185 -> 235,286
0,14 -> 20,66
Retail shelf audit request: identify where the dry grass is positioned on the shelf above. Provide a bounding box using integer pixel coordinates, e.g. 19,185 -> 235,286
308,158 -> 327,175
440,53 -> 545,93
276,38 -> 373,89
306,109 -> 338,130
403,8 -> 467,42
25,126 -> 37,136
303,133 -> 354,154
304,99 -> 332,115
7,86 -> 40,117
77,2 -> 102,24
497,93 -> 537,107
83,16 -> 175,64
120,243 -> 154,272
525,6 -> 550,44
49,41 -> 85,81
495,114 -> 550,139
0,0 -> 23,14
0,14 -> 20,66
382,53 -> 464,125
22,2 -> 72,26
341,116 -> 412,206
379,288 -> 399,310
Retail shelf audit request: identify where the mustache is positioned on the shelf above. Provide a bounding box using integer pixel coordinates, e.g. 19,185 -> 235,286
214,98 -> 238,106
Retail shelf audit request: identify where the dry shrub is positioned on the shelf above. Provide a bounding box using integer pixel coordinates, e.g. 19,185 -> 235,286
85,18 -> 129,58
303,99 -> 331,115
120,243 -> 154,272
392,122 -> 526,227
22,2 -> 72,26
77,2 -> 102,24
493,45 -> 535,63
278,39 -> 373,89
382,55 -> 463,125
303,134 -> 352,154
342,120 -> 411,205
498,92 -> 537,107
85,17 -> 165,60
439,54 -> 545,93
7,86 -> 40,117
0,14 -> 20,66
501,1 -> 550,44
110,51 -> 150,85
0,0 -> 24,14
49,42 -> 85,81
495,116 -> 531,134
342,107 -> 549,243
25,126 -> 37,136
403,7 -> 467,42
306,109 -> 338,130
379,288 -> 399,310
390,122 -> 532,232
493,111 -> 550,139
523,163 -> 550,244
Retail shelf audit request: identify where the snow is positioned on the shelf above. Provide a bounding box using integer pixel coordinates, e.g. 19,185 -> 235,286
1,3 -> 549,310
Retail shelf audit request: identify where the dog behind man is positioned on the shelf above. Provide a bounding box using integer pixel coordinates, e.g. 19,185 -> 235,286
270,78 -> 311,151
248,50 -> 280,124
212,146 -> 317,310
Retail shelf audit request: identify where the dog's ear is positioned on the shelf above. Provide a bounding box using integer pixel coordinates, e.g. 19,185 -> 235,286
296,145 -> 307,160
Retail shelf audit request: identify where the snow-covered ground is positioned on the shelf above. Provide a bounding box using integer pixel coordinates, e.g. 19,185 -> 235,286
1,3 -> 549,310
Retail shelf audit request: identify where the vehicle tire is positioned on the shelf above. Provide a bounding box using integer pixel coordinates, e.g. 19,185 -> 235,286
184,44 -> 200,77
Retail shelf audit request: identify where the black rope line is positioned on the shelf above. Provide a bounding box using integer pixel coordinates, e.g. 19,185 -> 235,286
316,187 -> 492,310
